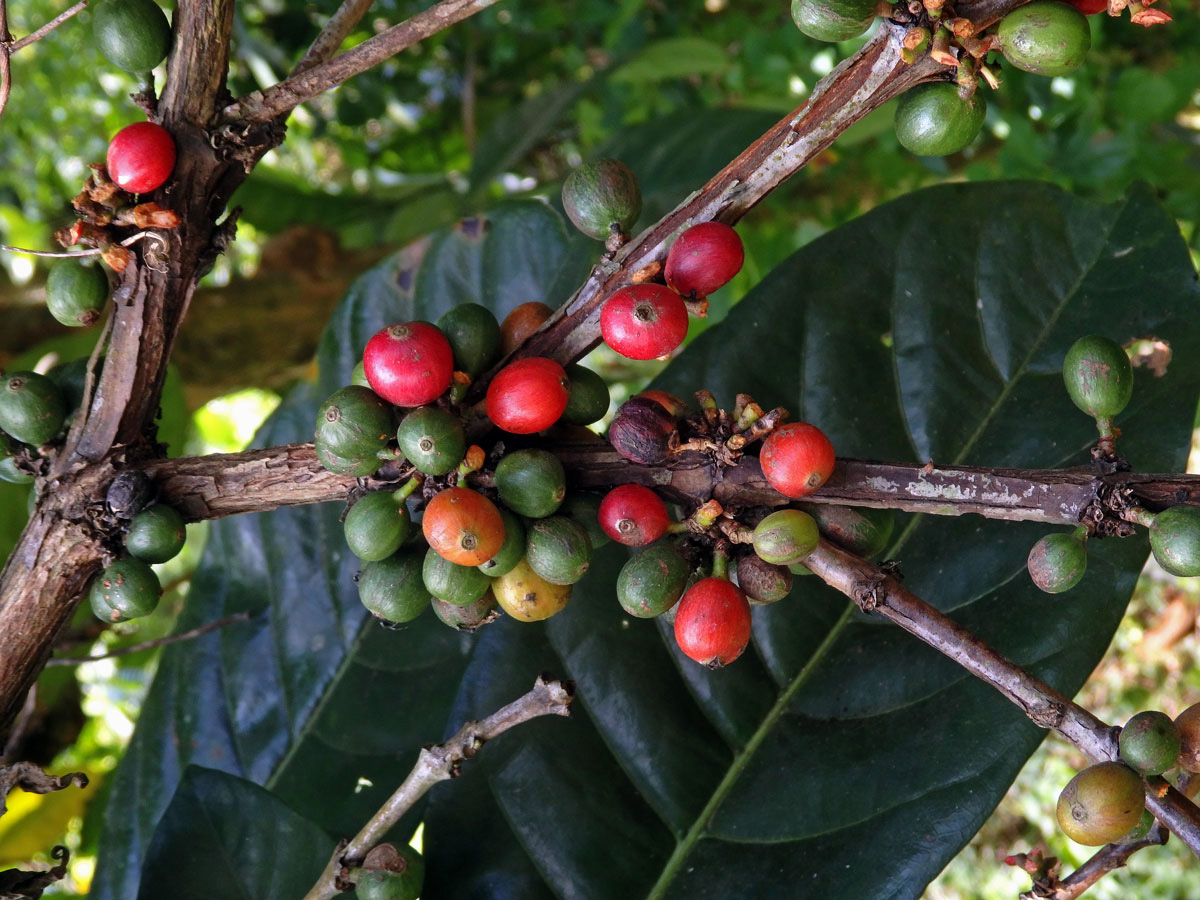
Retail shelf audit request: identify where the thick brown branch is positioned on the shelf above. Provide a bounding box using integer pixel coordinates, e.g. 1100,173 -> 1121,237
139,437 -> 1163,530
803,540 -> 1200,859
223,0 -> 507,124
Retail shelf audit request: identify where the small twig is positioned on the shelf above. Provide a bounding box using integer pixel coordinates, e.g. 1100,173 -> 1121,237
302,674 -> 574,900
224,0 -> 509,123
0,0 -> 11,121
1,230 -> 167,258
45,611 -> 251,667
292,0 -> 375,75
1019,823 -> 1168,899
803,539 -> 1200,858
0,762 -> 88,818
10,0 -> 87,52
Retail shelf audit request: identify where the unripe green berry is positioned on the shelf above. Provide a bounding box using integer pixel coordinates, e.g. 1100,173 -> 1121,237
1149,506 -> 1200,578
1119,710 -> 1182,777
1062,335 -> 1133,420
124,504 -> 187,564
1026,528 -> 1087,594
752,509 -> 819,566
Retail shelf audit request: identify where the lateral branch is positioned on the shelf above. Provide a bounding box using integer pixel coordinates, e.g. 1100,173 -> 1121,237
144,437 -> 1191,529
804,539 -> 1200,859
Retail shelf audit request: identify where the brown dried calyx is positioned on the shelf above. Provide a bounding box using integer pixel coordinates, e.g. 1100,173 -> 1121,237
608,396 -> 678,464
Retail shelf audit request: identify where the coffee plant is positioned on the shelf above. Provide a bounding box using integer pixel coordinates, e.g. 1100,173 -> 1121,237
1,0 -> 1199,897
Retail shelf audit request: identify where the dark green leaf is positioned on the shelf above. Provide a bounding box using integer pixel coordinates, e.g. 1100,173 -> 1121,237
137,766 -> 333,900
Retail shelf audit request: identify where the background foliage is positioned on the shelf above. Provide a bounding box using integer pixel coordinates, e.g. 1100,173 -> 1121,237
3,0 -> 1200,897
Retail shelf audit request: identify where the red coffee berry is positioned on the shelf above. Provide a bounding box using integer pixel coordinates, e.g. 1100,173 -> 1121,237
598,484 -> 670,546
106,121 -> 176,194
760,422 -> 836,499
363,321 -> 454,407
1066,0 -> 1106,13
673,577 -> 752,667
486,357 -> 569,434
600,284 -> 688,360
664,222 -> 744,298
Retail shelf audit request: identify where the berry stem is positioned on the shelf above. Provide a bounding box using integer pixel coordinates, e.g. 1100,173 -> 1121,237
455,445 -> 486,479
711,543 -> 729,580
1070,525 -> 1090,543
394,476 -> 422,503
691,499 -> 724,529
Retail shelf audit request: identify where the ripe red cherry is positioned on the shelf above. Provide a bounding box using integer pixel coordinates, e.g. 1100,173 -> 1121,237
600,284 -> 689,360
598,484 -> 670,546
760,422 -> 836,499
664,222 -> 744,298
673,577 -> 752,667
1066,0 -> 1106,13
363,321 -> 454,407
106,122 -> 176,194
486,357 -> 569,434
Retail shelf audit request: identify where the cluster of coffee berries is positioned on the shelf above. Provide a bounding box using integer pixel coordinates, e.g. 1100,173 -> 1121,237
561,159 -> 745,362
599,389 -> 885,667
37,0 -> 177,329
1055,703 -> 1200,846
788,0 -> 1159,159
315,302 -> 613,630
88,471 -> 189,624
1026,334 -> 1200,592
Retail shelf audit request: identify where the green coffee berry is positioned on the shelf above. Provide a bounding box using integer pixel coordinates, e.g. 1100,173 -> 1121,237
396,406 -> 465,476
752,509 -> 819,566
422,546 -> 492,606
525,516 -> 592,585
46,260 -> 109,327
1149,506 -> 1200,578
1026,528 -> 1087,594
124,504 -> 187,564
494,448 -> 566,518
358,549 -> 429,623
89,558 -> 161,623
894,83 -> 986,157
0,371 -> 67,447
616,544 -> 690,618
1062,335 -> 1133,420
344,491 -> 411,562
1119,710 -> 1182,777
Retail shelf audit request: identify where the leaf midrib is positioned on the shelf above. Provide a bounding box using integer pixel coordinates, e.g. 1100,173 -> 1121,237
644,194 -> 1125,899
